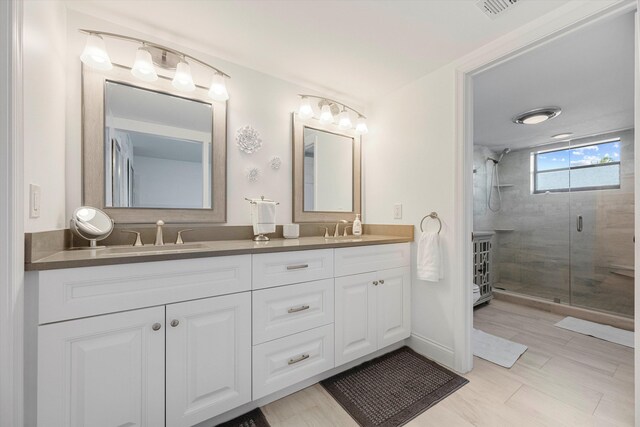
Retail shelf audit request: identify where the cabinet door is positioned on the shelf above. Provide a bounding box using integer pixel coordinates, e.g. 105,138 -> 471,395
166,292 -> 251,427
38,306 -> 165,427
335,271 -> 378,366
377,266 -> 411,348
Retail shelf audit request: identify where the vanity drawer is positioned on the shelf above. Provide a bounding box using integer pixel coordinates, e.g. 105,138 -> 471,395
252,324 -> 334,399
252,249 -> 334,289
37,255 -> 252,324
334,243 -> 410,277
253,279 -> 334,345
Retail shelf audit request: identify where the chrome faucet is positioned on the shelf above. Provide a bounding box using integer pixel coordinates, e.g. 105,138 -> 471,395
155,220 -> 165,246
334,220 -> 349,237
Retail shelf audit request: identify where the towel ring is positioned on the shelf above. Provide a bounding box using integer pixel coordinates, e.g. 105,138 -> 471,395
420,212 -> 442,234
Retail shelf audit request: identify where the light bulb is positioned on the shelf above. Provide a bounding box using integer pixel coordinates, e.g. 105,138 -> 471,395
208,73 -> 229,101
319,104 -> 333,124
131,48 -> 157,82
298,97 -> 314,119
338,109 -> 352,130
172,61 -> 196,92
80,33 -> 112,71
355,116 -> 368,135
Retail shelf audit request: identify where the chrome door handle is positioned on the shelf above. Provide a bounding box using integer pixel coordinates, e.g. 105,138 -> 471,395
577,215 -> 583,232
287,305 -> 310,313
170,319 -> 179,327
288,353 -> 310,365
286,264 -> 309,270
373,281 -> 379,286
152,322 -> 162,331
379,279 -> 385,284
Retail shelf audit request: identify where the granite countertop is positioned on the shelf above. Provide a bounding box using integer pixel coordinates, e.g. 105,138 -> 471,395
25,234 -> 413,271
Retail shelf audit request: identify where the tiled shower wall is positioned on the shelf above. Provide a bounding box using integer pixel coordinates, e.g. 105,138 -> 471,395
473,129 -> 634,317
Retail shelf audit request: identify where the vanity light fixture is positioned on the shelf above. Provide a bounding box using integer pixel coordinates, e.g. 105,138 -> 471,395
338,108 -> 352,130
80,33 -> 113,71
131,47 -> 158,82
552,132 -> 573,139
79,29 -> 230,99
297,94 -> 368,134
513,107 -> 561,125
172,61 -> 196,92
319,104 -> 334,124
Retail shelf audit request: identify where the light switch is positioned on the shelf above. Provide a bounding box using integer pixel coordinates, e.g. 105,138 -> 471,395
30,184 -> 41,218
393,203 -> 402,219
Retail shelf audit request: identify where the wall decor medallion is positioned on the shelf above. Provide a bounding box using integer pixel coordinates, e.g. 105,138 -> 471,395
247,167 -> 260,183
270,156 -> 282,170
236,125 -> 263,154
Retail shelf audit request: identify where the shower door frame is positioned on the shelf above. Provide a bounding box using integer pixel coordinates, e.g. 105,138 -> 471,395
453,0 -> 638,376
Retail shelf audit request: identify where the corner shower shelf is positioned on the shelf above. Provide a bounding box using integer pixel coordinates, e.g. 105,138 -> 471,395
493,184 -> 515,188
494,229 -> 514,232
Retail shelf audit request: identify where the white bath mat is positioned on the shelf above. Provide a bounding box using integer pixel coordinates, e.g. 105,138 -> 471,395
472,328 -> 528,368
555,317 -> 634,348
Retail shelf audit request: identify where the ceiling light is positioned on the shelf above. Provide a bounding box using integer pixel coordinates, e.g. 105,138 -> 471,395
298,97 -> 314,119
80,33 -> 112,71
208,73 -> 229,101
172,61 -> 196,92
513,107 -> 561,125
552,132 -> 573,139
355,116 -> 368,135
338,108 -> 352,130
319,104 -> 334,124
131,47 -> 158,82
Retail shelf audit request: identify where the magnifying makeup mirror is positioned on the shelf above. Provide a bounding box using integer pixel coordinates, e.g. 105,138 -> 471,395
70,206 -> 114,248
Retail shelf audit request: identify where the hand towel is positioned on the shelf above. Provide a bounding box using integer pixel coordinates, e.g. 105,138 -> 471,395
417,231 -> 443,282
251,200 -> 276,235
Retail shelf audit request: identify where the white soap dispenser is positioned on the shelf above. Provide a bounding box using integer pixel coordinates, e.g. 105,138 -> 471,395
353,214 -> 362,236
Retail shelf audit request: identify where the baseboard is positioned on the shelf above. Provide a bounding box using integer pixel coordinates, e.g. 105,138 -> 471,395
493,289 -> 634,331
198,340 -> 407,426
406,333 -> 455,370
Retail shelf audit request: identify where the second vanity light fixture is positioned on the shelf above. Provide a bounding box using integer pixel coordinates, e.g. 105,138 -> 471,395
297,94 -> 368,135
79,30 -> 230,101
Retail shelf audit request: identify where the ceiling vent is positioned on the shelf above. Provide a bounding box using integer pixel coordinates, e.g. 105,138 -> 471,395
476,0 -> 521,19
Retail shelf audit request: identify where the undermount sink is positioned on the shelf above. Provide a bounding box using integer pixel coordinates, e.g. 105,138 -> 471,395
99,243 -> 208,257
324,238 -> 363,244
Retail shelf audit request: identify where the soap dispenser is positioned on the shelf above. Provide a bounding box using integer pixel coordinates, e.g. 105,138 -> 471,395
353,214 -> 362,236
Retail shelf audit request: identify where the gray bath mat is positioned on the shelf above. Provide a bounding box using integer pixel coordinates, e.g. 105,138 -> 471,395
472,328 -> 527,368
555,316 -> 634,348
216,408 -> 270,427
321,346 -> 468,426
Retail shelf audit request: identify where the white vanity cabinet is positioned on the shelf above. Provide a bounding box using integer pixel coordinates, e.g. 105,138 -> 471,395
334,244 -> 411,365
37,306 -> 166,427
33,255 -> 252,427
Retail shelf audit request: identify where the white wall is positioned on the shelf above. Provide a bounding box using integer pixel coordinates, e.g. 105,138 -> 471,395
64,9 -> 366,226
23,0 -> 67,232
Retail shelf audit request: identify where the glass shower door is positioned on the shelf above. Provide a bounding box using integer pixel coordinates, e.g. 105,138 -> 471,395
569,133 -> 634,318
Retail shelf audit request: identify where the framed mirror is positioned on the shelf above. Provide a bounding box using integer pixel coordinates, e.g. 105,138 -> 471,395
292,114 -> 361,222
82,64 -> 227,223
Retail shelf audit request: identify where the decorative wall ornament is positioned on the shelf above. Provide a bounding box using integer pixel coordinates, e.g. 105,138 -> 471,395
247,167 -> 260,183
236,125 -> 262,154
269,156 -> 282,170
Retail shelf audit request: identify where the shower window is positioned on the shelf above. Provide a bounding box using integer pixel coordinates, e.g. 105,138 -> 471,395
533,139 -> 621,193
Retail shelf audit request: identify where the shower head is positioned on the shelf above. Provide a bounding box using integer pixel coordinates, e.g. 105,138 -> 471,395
497,148 -> 511,163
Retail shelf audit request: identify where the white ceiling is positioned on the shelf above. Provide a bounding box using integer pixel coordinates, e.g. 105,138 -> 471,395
65,0 -> 572,104
473,11 -> 635,151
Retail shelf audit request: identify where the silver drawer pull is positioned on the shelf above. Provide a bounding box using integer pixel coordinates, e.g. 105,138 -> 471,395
288,305 -> 310,314
286,264 -> 309,270
288,353 -> 310,365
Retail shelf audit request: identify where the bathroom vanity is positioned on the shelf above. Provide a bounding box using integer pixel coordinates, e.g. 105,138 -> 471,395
25,236 -> 411,427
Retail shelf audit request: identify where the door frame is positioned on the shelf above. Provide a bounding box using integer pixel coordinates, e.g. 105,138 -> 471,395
454,0 -> 637,374
0,0 -> 24,426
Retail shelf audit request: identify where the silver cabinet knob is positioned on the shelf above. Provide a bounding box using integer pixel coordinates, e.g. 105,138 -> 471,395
379,279 -> 385,284
373,281 -> 379,286
170,319 -> 180,327
152,322 -> 162,331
